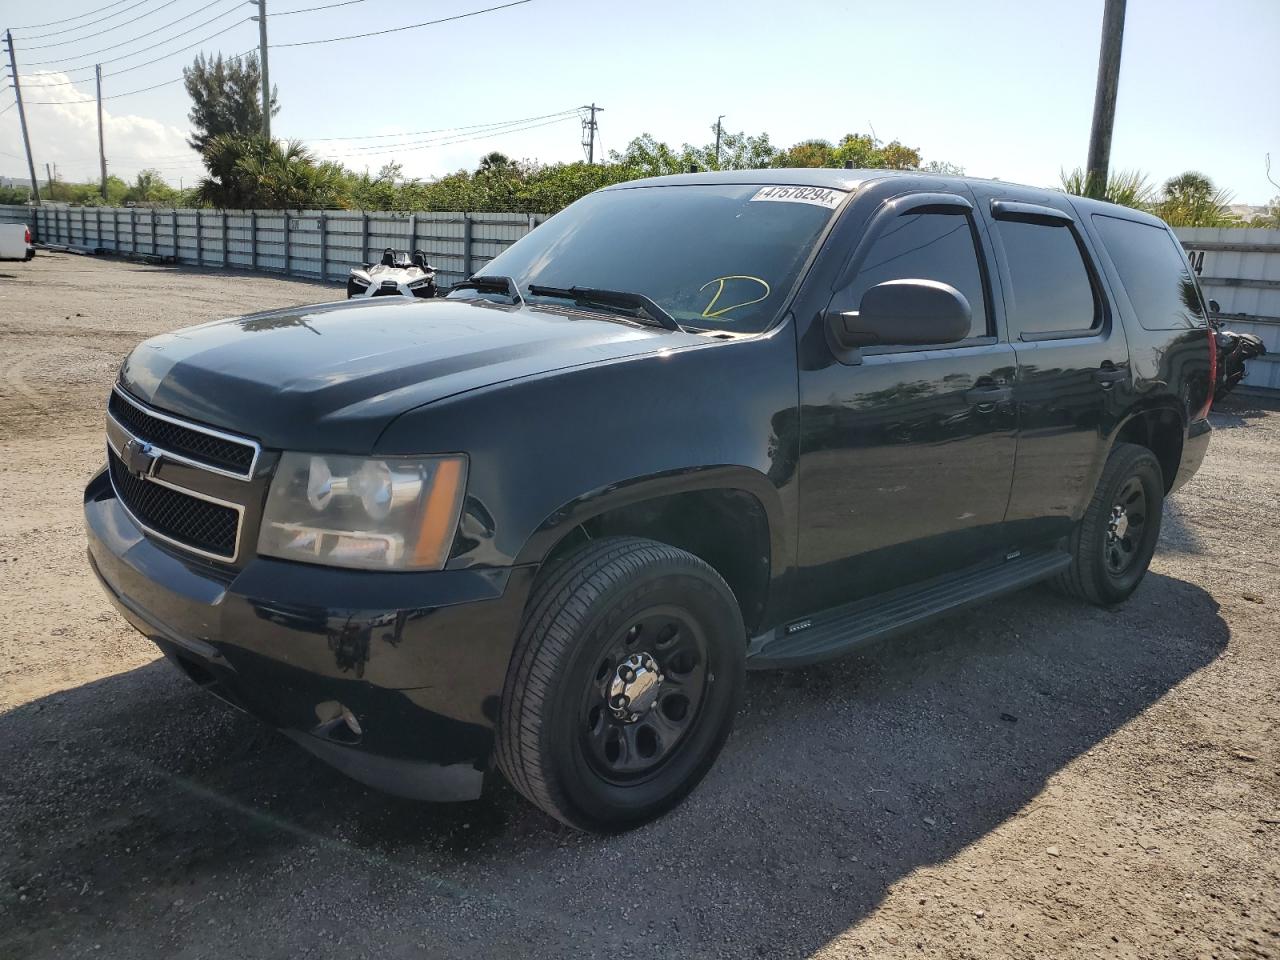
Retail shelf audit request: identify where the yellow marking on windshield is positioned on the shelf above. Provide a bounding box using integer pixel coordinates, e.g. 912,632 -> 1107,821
700,276 -> 771,319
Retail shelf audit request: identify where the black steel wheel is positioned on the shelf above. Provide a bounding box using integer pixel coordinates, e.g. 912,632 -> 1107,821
1103,475 -> 1149,576
1053,442 -> 1164,605
496,537 -> 745,832
578,607 -> 709,783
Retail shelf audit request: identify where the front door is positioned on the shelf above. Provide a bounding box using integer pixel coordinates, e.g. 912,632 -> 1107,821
794,191 -> 1018,615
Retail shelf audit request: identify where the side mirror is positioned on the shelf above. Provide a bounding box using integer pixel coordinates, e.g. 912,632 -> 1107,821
827,279 -> 972,351
1207,298 -> 1220,315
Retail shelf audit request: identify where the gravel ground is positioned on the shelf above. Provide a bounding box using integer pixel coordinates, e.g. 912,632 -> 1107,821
0,252 -> 1277,960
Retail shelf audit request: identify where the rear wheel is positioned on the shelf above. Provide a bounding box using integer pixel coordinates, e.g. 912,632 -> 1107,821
1053,442 -> 1164,605
496,537 -> 745,832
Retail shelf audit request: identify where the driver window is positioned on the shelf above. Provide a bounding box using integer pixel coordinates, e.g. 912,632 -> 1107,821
845,210 -> 991,340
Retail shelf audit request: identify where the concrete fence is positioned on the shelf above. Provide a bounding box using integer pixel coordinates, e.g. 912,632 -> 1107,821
1179,227 -> 1280,393
0,204 -> 548,289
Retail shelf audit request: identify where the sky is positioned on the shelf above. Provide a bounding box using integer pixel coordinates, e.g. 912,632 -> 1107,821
1,0 -> 1278,203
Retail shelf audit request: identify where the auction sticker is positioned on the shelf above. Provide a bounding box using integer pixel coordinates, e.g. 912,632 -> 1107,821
749,185 -> 847,209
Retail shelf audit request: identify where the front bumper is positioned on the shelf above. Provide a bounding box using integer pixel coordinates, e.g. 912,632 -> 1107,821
84,467 -> 534,801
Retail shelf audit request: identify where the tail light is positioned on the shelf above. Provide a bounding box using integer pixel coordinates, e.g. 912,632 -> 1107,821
24,227 -> 31,244
1195,322 -> 1217,421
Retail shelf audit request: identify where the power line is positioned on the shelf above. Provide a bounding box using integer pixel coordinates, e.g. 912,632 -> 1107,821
21,0 -> 186,50
313,109 -> 581,150
22,74 -> 189,104
8,19 -> 251,86
6,0 -> 139,34
25,3 -> 250,71
273,0 -> 371,14
11,0 -> 167,41
24,0 -> 240,59
318,114 -> 577,158
301,108 -> 582,142
271,0 -> 532,47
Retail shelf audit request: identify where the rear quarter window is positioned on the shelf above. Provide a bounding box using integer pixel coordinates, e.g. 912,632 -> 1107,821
1092,214 -> 1207,331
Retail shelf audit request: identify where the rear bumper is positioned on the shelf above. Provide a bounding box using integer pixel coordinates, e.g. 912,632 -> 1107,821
1171,417 -> 1212,494
84,467 -> 535,801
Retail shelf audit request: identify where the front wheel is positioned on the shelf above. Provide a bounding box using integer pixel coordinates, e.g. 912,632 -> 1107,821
496,537 -> 745,832
1053,442 -> 1164,605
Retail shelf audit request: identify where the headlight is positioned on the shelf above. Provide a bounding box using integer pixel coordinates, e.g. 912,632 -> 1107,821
350,274 -> 371,288
258,452 -> 467,571
407,276 -> 434,289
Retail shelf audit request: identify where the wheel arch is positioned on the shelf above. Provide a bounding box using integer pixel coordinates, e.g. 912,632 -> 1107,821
514,466 -> 785,637
1109,401 -> 1185,492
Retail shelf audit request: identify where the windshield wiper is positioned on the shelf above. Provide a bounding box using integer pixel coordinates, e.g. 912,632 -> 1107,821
449,275 -> 523,304
527,284 -> 681,332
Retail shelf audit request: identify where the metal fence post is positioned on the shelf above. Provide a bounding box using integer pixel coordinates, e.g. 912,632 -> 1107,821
129,208 -> 136,254
318,213 -> 327,280
360,211 -> 368,264
407,212 -> 416,255
284,213 -> 291,275
172,209 -> 179,261
250,210 -> 257,270
222,211 -> 229,268
151,209 -> 157,256
462,213 -> 472,278
195,211 -> 203,265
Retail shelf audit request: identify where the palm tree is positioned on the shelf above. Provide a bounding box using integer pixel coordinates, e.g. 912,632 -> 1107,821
1060,167 -> 1155,209
1156,171 -> 1238,227
195,136 -> 345,209
477,152 -> 512,174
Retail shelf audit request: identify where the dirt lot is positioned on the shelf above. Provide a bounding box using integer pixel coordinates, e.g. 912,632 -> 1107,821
0,252 -> 1277,960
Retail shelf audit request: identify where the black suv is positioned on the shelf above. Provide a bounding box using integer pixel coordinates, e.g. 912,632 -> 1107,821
85,170 -> 1215,831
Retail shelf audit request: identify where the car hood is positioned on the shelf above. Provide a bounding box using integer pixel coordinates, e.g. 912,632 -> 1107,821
119,297 -> 703,453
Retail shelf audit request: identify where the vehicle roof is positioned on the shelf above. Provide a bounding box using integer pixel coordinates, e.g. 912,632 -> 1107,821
605,168 -> 1170,226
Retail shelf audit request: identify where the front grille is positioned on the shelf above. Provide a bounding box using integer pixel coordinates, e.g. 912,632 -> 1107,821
108,389 -> 257,476
109,450 -> 240,560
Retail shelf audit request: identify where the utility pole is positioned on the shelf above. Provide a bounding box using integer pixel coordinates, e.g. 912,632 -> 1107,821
581,103 -> 602,164
3,29 -> 42,210
1085,0 -> 1127,199
715,115 -> 724,166
255,0 -> 271,140
95,64 -> 108,199
46,163 -> 53,191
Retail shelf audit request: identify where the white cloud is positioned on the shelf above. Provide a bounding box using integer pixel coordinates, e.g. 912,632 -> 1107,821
1,71 -> 203,188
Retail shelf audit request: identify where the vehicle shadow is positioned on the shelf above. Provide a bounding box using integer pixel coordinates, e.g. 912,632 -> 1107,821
1210,392 -> 1280,429
0,571 -> 1227,959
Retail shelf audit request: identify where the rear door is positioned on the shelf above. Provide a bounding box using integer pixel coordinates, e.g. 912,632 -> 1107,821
794,188 -> 1019,613
970,185 -> 1130,547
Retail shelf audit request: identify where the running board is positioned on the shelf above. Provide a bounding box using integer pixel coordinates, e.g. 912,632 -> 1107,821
747,550 -> 1071,669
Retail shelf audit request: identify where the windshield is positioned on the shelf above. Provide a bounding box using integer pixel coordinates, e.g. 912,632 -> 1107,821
463,183 -> 846,334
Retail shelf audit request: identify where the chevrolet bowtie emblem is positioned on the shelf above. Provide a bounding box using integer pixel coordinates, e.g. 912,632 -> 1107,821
121,437 -> 159,478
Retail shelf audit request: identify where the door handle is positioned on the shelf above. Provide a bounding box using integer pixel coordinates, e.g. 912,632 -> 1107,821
1095,364 -> 1128,386
964,381 -> 1012,408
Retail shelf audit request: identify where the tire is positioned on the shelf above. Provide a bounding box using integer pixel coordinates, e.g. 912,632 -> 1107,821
1052,442 -> 1164,605
495,536 -> 745,832
345,278 -> 364,299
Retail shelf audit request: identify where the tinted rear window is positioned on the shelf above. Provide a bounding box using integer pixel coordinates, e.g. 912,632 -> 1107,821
1092,215 -> 1206,330
994,220 -> 1099,337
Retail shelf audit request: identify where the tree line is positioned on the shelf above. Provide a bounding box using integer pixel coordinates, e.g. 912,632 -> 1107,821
0,51 -> 1274,228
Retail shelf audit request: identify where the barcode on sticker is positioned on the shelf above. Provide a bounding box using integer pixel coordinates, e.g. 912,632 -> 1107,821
749,185 -> 847,209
